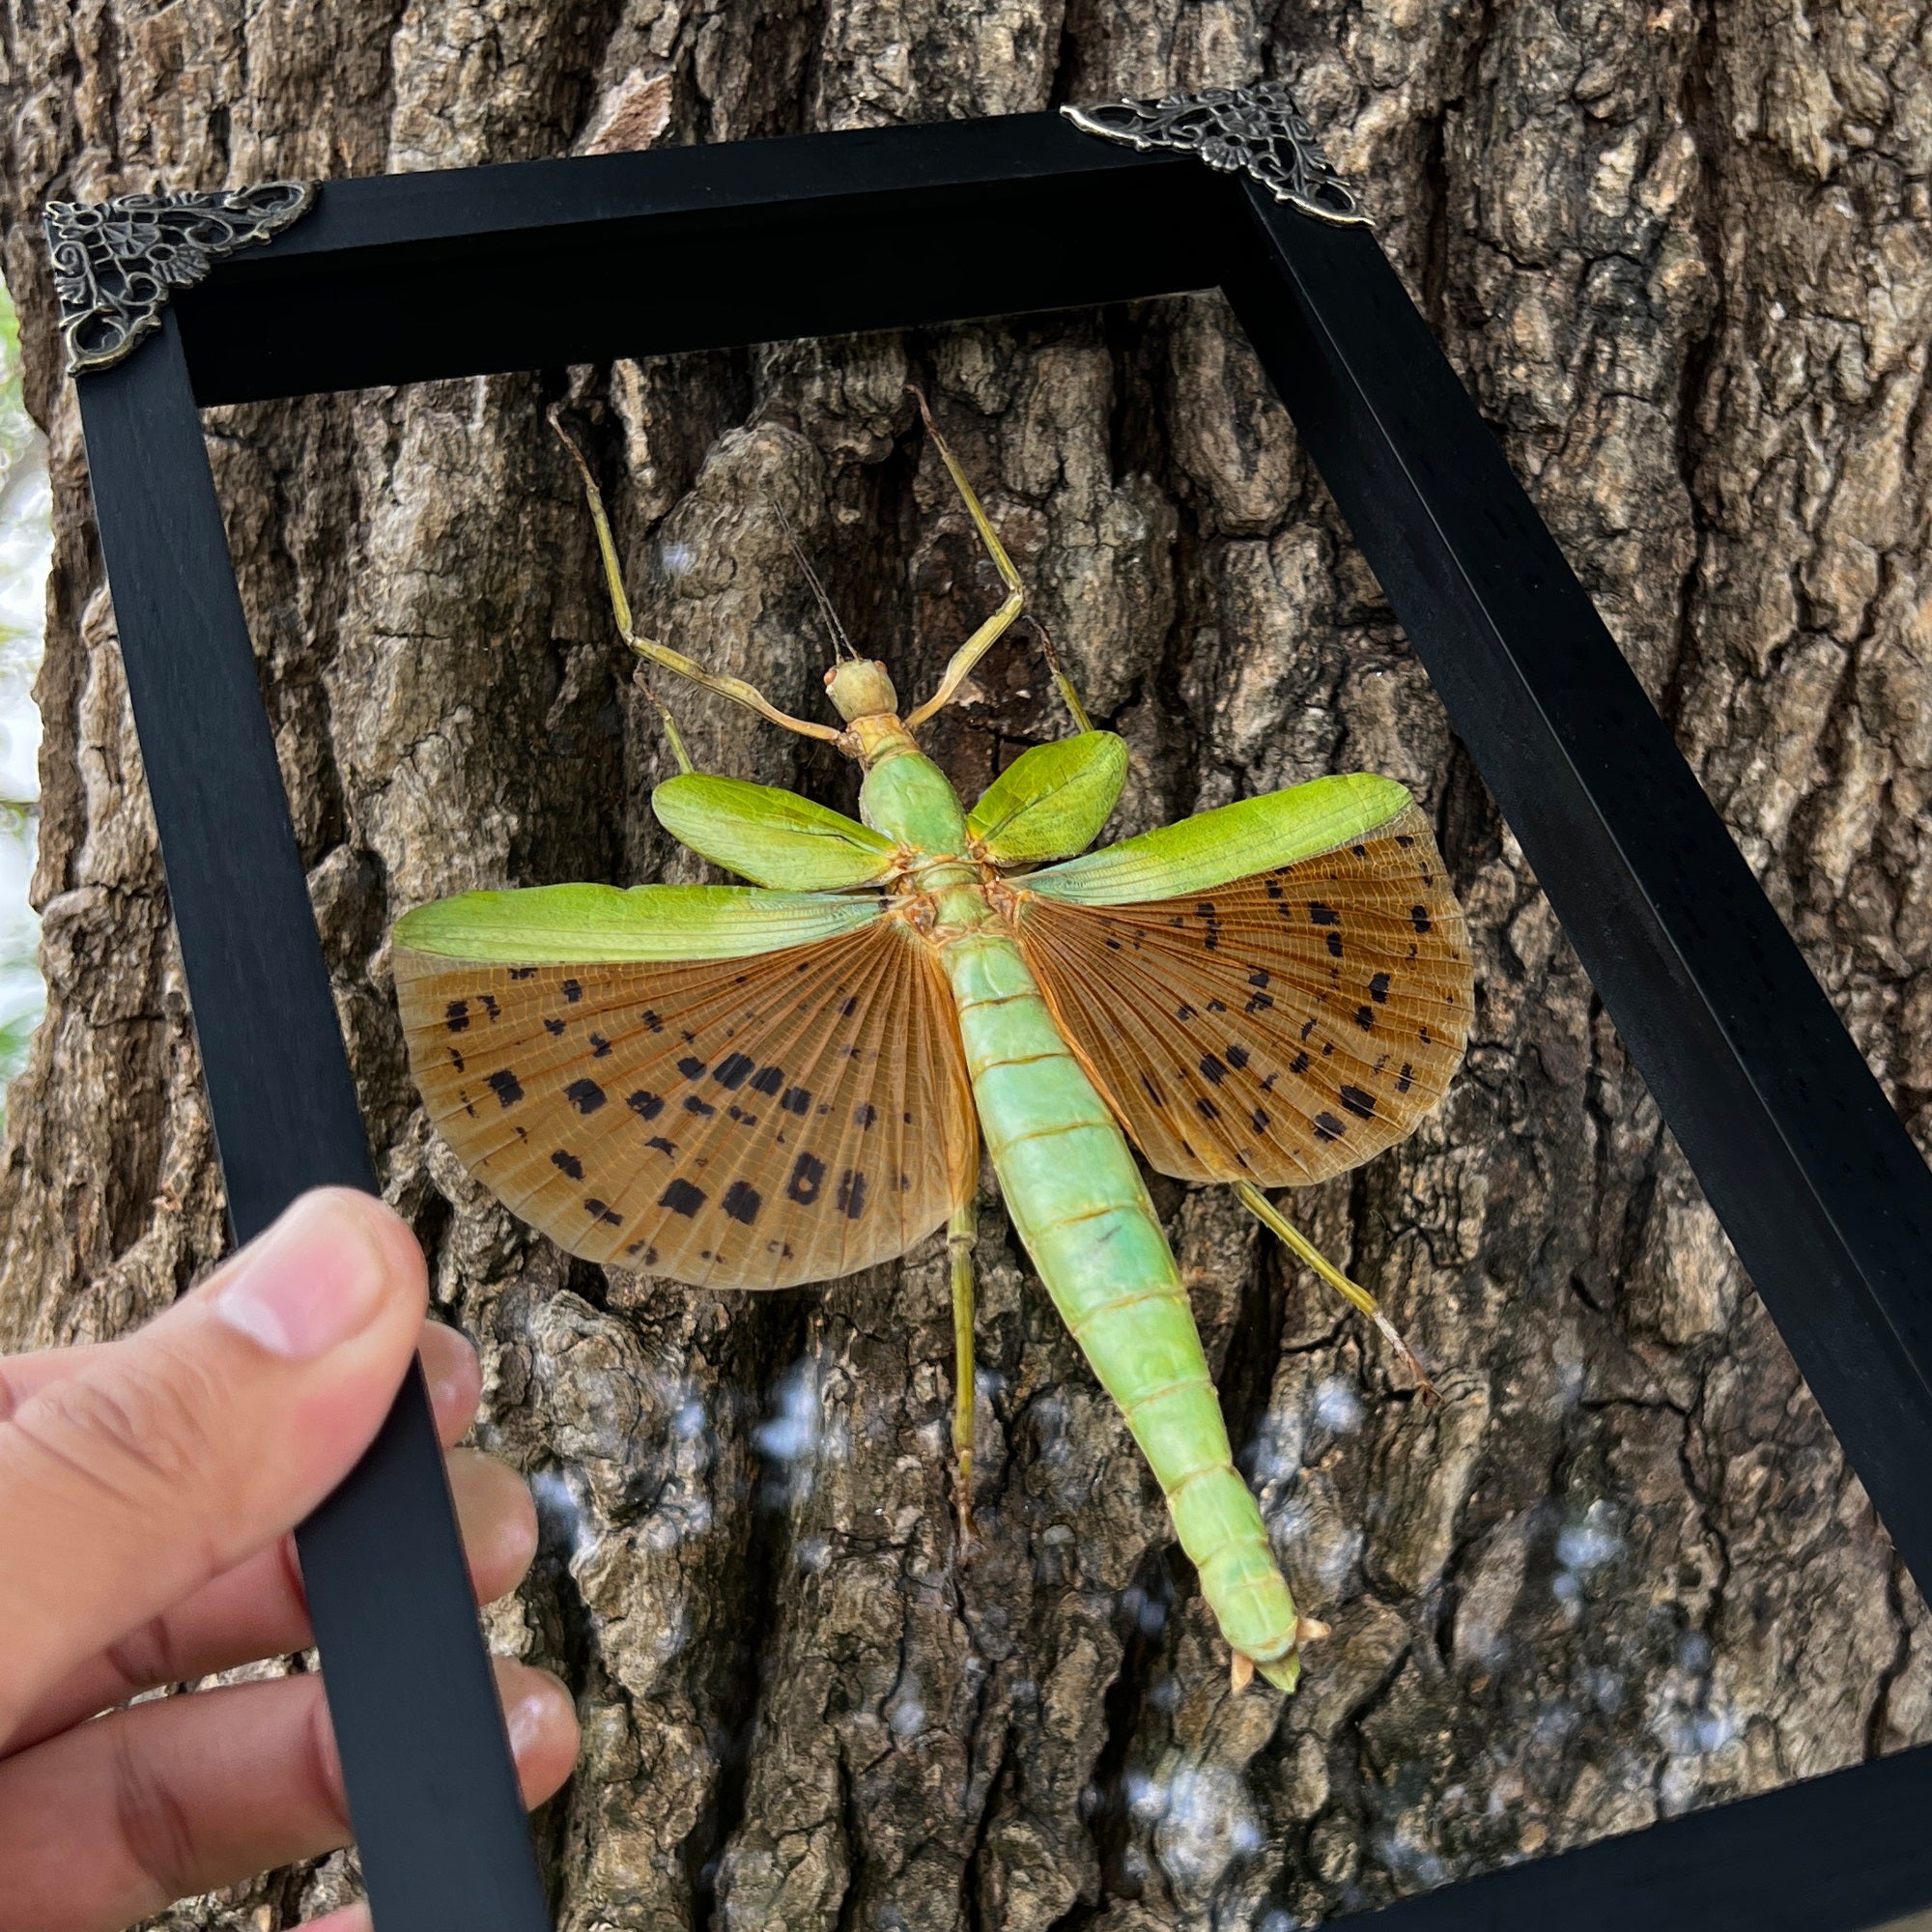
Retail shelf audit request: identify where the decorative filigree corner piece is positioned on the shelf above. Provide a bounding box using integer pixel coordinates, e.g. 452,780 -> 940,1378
43,183 -> 316,377
1062,81 -> 1369,228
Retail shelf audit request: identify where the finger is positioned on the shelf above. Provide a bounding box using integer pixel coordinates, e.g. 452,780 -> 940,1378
8,1445 -> 537,1752
416,1317 -> 485,1442
0,1310 -> 481,1447
0,1657 -> 577,1932
304,1912 -> 371,1932
0,1188 -> 428,1741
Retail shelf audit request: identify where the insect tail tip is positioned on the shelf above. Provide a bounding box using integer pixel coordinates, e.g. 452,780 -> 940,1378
1230,1651 -> 1255,1693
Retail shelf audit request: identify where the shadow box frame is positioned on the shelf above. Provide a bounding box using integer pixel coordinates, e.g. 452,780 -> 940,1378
44,92 -> 1932,1932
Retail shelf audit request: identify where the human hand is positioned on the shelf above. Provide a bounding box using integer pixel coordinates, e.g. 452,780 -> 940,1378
0,1187 -> 580,1931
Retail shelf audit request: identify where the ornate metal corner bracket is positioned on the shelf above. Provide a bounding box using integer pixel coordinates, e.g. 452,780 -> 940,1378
1062,81 -> 1369,228
43,182 -> 316,377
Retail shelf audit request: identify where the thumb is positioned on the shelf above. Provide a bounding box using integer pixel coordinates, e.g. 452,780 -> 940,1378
0,1188 -> 427,1743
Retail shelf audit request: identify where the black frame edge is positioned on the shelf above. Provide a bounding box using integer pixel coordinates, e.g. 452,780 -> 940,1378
1359,1741 -> 1932,1932
1225,179 -> 1932,1588
72,311 -> 549,1931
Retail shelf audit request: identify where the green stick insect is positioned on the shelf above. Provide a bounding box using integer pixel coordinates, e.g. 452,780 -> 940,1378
393,392 -> 1472,1693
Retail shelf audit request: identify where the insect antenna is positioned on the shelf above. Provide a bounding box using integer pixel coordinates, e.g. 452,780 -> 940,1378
776,503 -> 859,663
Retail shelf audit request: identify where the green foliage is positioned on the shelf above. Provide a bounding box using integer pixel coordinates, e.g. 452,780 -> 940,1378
0,274 -> 49,1122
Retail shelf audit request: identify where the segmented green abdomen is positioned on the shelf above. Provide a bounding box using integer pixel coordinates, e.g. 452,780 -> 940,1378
939,925 -> 1303,1689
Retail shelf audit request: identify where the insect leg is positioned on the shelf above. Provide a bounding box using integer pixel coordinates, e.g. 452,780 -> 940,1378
903,385 -> 1026,730
948,1191 -> 979,1540
1021,614 -> 1094,733
1234,1180 -> 1439,1403
549,406 -> 845,752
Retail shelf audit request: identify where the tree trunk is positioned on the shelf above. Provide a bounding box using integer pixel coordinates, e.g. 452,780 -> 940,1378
4,4 -> 1930,1926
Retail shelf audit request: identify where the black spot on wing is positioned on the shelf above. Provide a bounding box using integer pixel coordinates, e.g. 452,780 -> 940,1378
444,1001 -> 470,1034
721,1180 -> 762,1225
660,1178 -> 705,1217
714,1052 -> 755,1090
561,978 -> 582,1004
565,1078 -> 607,1116
677,1055 -> 707,1080
487,1068 -> 524,1108
1368,972 -> 1391,1004
552,1149 -> 584,1180
787,1151 -> 825,1205
836,1170 -> 868,1219
750,1065 -> 784,1095
1339,1084 -> 1377,1120
1313,1112 -> 1346,1143
627,1090 -> 664,1121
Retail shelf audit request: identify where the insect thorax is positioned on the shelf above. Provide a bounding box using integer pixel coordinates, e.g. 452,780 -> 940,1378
860,744 -> 969,857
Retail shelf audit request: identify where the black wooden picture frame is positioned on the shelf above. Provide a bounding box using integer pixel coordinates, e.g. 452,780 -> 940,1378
47,96 -> 1932,1932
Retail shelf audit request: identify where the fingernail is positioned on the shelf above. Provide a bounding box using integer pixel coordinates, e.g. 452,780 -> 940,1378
213,1191 -> 391,1360
505,1670 -> 570,1759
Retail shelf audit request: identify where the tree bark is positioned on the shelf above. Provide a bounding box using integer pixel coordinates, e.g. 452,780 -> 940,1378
4,4 -> 1931,1926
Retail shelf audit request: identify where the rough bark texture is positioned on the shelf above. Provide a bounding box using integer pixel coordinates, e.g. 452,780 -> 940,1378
5,4 -> 1932,1927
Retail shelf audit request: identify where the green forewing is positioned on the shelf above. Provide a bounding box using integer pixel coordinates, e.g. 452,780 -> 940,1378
1025,773 -> 1411,905
652,775 -> 898,890
966,731 -> 1127,867
393,882 -> 885,963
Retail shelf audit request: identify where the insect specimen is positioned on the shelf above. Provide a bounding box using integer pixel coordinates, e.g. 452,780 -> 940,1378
393,392 -> 1472,1691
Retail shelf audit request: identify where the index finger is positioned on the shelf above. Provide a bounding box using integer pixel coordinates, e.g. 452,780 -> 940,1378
0,1190 -> 427,1742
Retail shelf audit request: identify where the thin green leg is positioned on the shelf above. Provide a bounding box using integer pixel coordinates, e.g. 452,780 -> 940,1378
1022,614 -> 1094,734
1234,1181 -> 1439,1402
547,405 -> 842,753
904,385 -> 1026,730
948,1192 -> 979,1538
